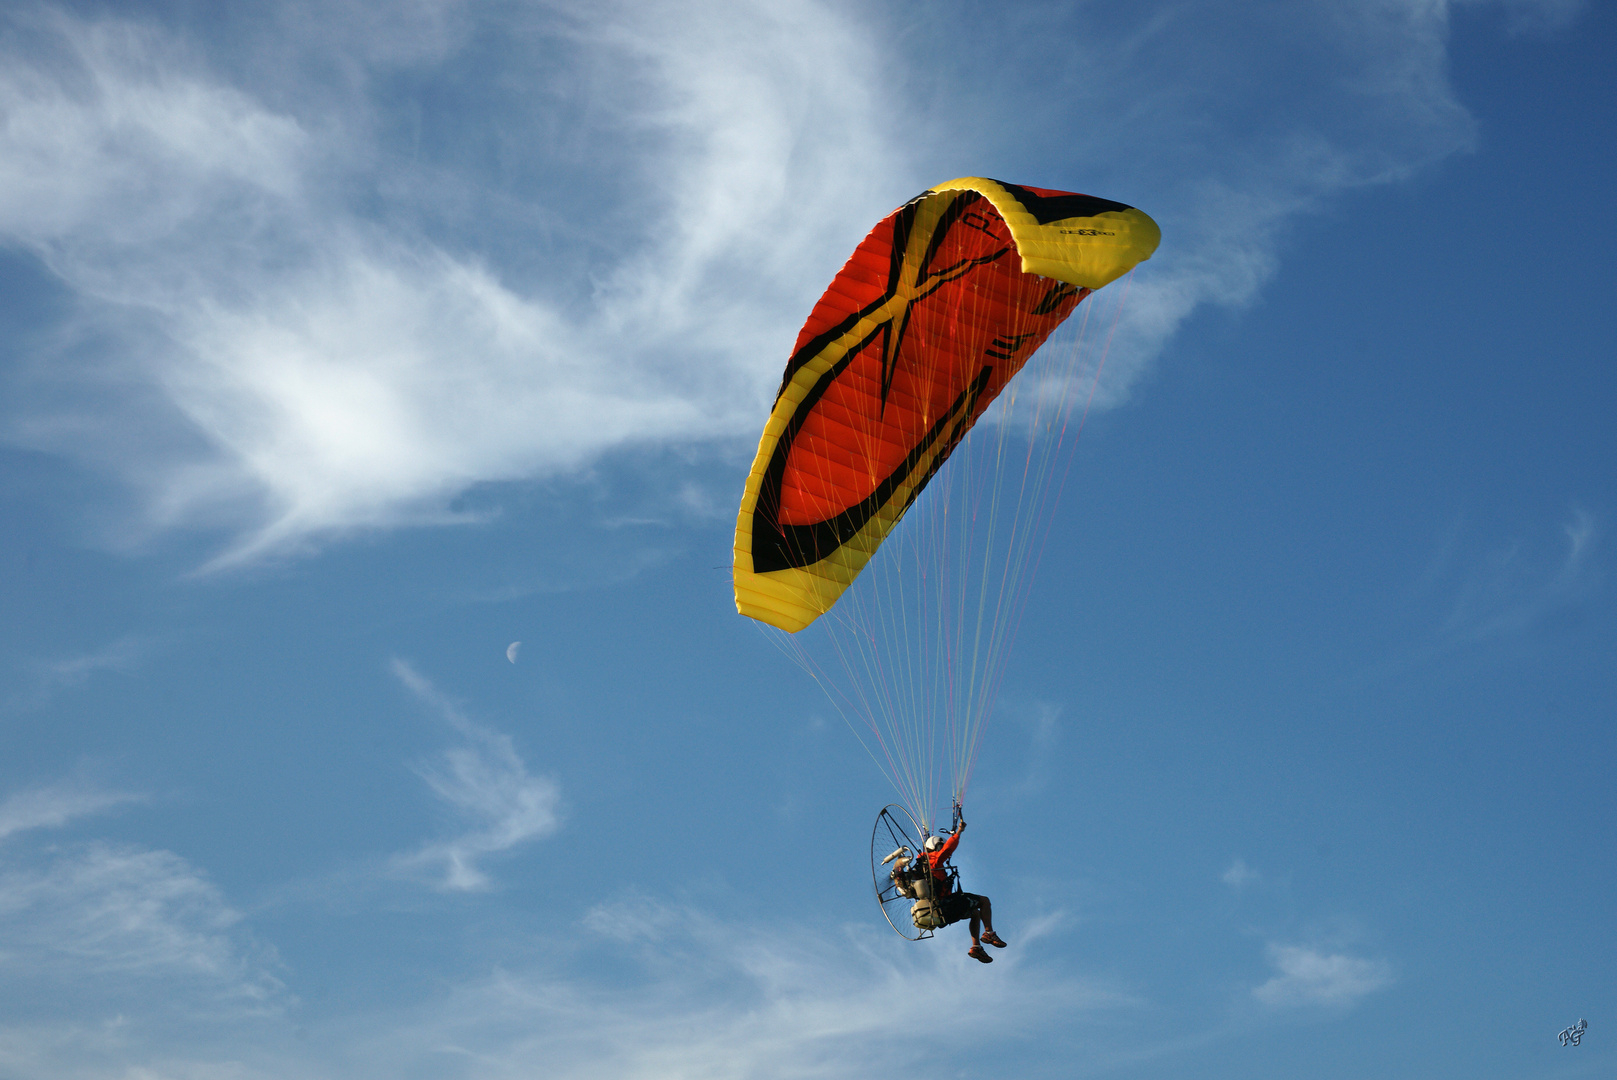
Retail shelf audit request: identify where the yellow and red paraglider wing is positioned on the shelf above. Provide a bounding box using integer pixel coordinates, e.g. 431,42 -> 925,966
734,178 -> 1159,632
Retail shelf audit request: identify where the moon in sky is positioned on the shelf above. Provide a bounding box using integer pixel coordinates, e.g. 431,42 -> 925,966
506,641 -> 521,664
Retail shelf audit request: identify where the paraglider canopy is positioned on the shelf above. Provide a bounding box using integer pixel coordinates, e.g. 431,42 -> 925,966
734,178 -> 1159,632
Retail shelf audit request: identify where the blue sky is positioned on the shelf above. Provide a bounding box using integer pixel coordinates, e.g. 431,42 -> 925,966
0,0 -> 1612,1076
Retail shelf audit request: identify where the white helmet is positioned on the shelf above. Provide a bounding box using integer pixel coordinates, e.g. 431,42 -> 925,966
924,835 -> 945,852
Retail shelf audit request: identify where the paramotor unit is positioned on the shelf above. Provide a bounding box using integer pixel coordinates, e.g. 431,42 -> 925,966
870,804 -> 960,940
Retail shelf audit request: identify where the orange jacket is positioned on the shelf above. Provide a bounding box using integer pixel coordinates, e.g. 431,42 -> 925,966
923,829 -> 961,893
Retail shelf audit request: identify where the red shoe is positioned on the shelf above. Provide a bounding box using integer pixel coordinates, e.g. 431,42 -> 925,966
968,944 -> 993,963
981,931 -> 1007,948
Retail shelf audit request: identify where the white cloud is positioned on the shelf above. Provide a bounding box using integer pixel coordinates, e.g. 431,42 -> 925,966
390,659 -> 562,890
0,841 -> 281,1004
0,13 -> 305,250
1458,0 -> 1586,35
1015,703 -> 1062,796
0,777 -> 141,842
580,890 -> 684,943
37,637 -> 147,684
0,1 -> 902,564
0,0 -> 1548,566
1010,0 -> 1479,414
0,896 -> 1130,1080
1221,858 -> 1259,889
349,899 -> 1129,1080
1560,507 -> 1596,580
1437,508 -> 1601,644
1252,943 -> 1393,1007
10,637 -> 152,709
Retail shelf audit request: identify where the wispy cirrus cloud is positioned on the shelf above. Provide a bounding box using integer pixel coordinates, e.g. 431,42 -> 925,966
390,659 -> 561,890
316,896 -> 1127,1080
36,636 -> 147,683
0,776 -> 142,842
1221,858 -> 1260,889
0,776 -> 251,999
0,0 -> 1582,568
0,841 -> 282,1006
8,636 -> 152,710
1462,0 -> 1585,35
427,910 -> 1109,1079
1434,508 -> 1600,645
0,881 -> 1395,1080
0,894 -> 1129,1080
0,1 -> 901,565
1252,943 -> 1393,1007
